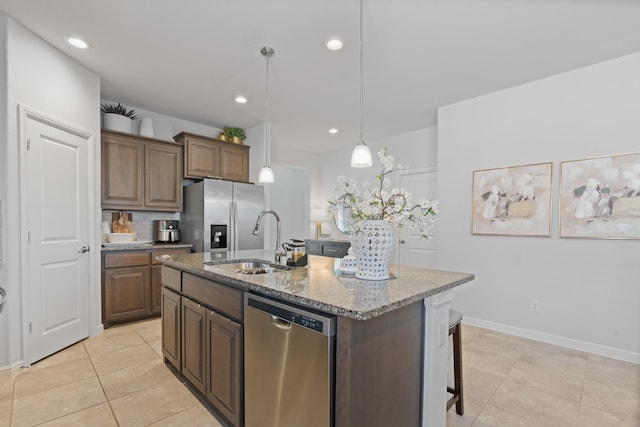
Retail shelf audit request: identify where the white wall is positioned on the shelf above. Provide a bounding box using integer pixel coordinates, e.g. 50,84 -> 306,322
0,15 -> 10,371
317,127 -> 438,239
1,16 -> 101,371
438,52 -> 640,362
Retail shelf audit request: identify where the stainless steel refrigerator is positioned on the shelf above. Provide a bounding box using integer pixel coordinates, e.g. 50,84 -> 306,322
182,180 -> 265,252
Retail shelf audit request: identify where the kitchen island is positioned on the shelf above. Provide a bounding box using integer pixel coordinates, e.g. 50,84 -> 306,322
158,250 -> 474,427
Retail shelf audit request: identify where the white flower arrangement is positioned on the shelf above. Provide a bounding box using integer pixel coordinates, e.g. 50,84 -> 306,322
328,148 -> 438,238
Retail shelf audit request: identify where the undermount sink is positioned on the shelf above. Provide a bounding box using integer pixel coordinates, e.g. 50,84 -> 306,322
205,260 -> 279,275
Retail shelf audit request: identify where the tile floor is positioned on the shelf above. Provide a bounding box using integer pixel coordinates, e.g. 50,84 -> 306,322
0,319 -> 638,427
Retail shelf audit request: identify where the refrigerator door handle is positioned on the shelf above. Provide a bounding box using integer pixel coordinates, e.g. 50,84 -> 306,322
233,201 -> 239,251
229,201 -> 235,252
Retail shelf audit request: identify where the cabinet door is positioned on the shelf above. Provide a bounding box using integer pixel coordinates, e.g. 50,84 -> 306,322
161,287 -> 181,369
206,310 -> 243,427
182,297 -> 207,394
184,138 -> 221,179
145,143 -> 183,211
103,266 -> 151,324
151,265 -> 162,314
220,144 -> 249,182
101,133 -> 144,209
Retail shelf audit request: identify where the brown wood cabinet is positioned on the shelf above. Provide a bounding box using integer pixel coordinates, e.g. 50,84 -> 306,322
102,130 -> 183,212
161,286 -> 181,370
182,297 -> 207,394
174,132 -> 250,182
102,248 -> 190,327
161,270 -> 244,427
206,310 -> 243,426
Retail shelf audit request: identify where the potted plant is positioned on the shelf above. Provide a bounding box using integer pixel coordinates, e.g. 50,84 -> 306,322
224,127 -> 246,144
101,102 -> 139,133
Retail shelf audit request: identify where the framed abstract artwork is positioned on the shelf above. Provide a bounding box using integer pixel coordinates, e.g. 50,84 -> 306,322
472,162 -> 552,236
560,152 -> 640,239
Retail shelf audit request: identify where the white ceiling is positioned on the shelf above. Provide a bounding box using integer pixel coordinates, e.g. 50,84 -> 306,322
2,0 -> 640,153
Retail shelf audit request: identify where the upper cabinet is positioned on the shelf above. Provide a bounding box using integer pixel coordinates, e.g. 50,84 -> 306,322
174,132 -> 250,183
102,130 -> 183,212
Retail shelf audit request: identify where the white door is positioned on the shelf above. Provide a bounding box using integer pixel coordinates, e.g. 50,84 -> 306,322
24,112 -> 91,364
398,170 -> 437,268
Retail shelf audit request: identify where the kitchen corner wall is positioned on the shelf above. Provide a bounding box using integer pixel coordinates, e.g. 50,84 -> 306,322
438,52 -> 640,362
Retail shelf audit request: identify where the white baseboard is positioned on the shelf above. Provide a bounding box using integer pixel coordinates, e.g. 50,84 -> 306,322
463,316 -> 640,365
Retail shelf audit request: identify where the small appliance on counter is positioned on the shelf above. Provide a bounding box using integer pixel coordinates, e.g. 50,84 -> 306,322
283,239 -> 307,267
153,220 -> 181,243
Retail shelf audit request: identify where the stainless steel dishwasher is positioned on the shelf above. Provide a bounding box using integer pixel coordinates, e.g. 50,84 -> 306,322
244,293 -> 336,427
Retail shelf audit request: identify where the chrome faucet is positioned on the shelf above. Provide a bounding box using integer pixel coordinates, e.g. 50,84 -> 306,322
252,210 -> 286,264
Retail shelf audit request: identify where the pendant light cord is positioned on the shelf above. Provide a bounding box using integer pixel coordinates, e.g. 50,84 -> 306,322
265,50 -> 270,166
359,0 -> 364,145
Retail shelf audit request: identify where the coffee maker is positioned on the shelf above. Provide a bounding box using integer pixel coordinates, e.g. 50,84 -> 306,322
153,220 -> 181,243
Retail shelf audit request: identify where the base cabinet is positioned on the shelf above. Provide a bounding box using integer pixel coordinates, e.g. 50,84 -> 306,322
102,248 -> 191,327
162,270 -> 244,427
182,297 -> 207,394
207,311 -> 243,427
161,287 -> 181,369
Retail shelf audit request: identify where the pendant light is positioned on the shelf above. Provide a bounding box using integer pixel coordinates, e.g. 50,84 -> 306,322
258,46 -> 276,183
350,0 -> 373,168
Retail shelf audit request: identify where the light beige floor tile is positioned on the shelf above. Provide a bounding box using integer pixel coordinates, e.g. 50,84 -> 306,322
446,395 -> 485,427
84,332 -> 147,357
507,359 -> 584,402
110,379 -> 200,427
0,399 -> 11,427
488,379 -> 578,427
463,347 -> 518,378
99,359 -> 175,400
576,403 -> 638,427
38,402 -> 118,427
581,379 -> 640,425
463,367 -> 505,403
472,404 -> 542,427
519,341 -> 588,378
0,376 -> 13,403
148,339 -> 163,358
11,377 -> 106,427
147,405 -> 223,427
90,343 -> 160,375
98,324 -> 137,338
29,341 -> 88,371
136,324 -> 162,343
14,357 -> 96,399
131,317 -> 161,331
586,354 -> 640,395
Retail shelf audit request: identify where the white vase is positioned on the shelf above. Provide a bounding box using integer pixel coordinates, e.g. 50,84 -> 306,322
103,113 -> 133,133
139,117 -> 154,137
352,220 -> 395,280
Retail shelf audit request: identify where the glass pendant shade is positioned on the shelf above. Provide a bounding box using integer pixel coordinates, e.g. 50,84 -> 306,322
351,142 -> 373,168
258,165 -> 275,183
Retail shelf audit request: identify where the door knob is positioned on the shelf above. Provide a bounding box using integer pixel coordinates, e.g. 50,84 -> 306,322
399,240 -> 406,244
78,246 -> 90,253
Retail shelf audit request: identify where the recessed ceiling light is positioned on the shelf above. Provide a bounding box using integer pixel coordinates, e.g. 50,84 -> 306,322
235,96 -> 247,104
328,128 -> 338,134
64,36 -> 91,49
326,39 -> 343,51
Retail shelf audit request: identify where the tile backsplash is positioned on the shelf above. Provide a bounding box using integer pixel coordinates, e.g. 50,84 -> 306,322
102,210 -> 180,242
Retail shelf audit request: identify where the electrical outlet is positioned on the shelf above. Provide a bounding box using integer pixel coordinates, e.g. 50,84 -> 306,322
530,299 -> 540,312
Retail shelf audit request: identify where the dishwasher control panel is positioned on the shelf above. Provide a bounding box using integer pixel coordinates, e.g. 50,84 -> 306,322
246,294 -> 336,336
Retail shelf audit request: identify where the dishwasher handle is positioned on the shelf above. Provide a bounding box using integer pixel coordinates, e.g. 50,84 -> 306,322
270,315 -> 292,330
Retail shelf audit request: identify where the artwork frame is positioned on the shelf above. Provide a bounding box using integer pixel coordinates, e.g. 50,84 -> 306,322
559,152 -> 640,239
472,162 -> 552,237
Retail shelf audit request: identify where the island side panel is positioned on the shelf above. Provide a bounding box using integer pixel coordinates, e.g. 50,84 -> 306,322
335,300 -> 423,427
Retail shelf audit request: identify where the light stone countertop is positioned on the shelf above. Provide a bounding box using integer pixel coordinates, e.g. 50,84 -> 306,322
158,250 -> 474,320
